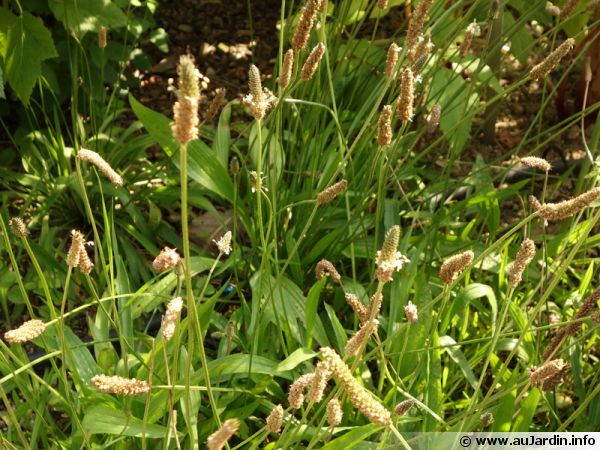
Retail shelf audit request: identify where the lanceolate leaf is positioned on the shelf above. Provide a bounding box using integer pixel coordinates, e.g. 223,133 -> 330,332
0,8 -> 57,104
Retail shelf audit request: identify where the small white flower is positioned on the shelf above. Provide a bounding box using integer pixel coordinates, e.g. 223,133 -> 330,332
375,251 -> 410,273
214,231 -> 232,255
249,171 -> 268,193
404,301 -> 418,324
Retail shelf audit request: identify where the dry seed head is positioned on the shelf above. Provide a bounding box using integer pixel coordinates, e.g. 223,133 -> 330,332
204,88 -> 227,123
91,374 -> 150,396
546,4 -> 561,16
530,38 -> 575,82
249,171 -> 268,193
172,95 -> 200,146
588,0 -> 600,11
367,292 -> 383,319
78,244 -> 95,275
319,347 -> 391,426
9,217 -> 28,238
542,287 -> 600,359
394,399 -> 415,416
214,231 -> 233,255
560,0 -> 579,18
288,373 -> 315,409
377,105 -> 393,147
4,319 -> 46,344
528,359 -> 569,391
77,149 -> 123,186
315,259 -> 341,283
404,301 -> 418,324
344,319 -> 379,356
317,179 -> 348,205
427,103 -> 441,133
152,247 -> 182,273
98,25 -> 107,49
409,33 -> 433,65
480,412 -> 494,428
397,68 -> 415,122
307,358 -> 332,403
162,297 -> 183,341
326,398 -> 343,426
301,42 -> 326,80
279,49 -> 295,88
459,21 -> 480,58
538,187 -> 600,221
520,156 -> 551,172
385,43 -> 400,78
345,293 -> 369,324
508,238 -> 536,287
207,418 -> 240,450
291,0 -> 322,51
528,195 -> 542,213
406,0 -> 434,50
67,230 -> 85,268
266,404 -> 284,433
439,251 -> 474,284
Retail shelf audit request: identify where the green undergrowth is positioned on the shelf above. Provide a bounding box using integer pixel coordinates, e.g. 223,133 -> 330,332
2,0 -> 600,448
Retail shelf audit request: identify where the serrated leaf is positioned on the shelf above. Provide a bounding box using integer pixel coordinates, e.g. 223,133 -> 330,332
0,9 -> 57,104
48,0 -> 127,37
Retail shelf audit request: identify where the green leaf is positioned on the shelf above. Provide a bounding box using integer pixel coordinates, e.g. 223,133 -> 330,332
512,387 -> 541,431
214,103 -> 231,167
0,9 -> 57,104
82,405 -> 169,438
48,0 -> 127,37
129,94 -> 235,202
276,347 -> 317,372
428,67 -> 478,155
0,65 -> 4,98
439,335 -> 478,390
322,424 -> 381,449
206,354 -> 292,380
305,277 -> 327,347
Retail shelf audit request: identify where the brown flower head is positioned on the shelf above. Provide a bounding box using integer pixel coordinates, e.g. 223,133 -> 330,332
508,238 -> 536,287
439,251 -> 474,284
266,404 -> 284,433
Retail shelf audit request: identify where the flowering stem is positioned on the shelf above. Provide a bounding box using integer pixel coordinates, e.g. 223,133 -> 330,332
255,119 -> 267,250
180,143 -> 221,446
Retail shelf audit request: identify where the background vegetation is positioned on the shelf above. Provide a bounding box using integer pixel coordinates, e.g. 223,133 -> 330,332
1,0 -> 600,448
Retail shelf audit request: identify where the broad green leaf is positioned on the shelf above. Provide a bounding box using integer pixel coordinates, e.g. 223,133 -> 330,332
305,277 -> 326,347
276,347 -> 317,372
129,94 -> 235,202
48,0 -> 127,37
213,102 -> 231,167
0,9 -> 57,104
206,354 -> 292,380
322,424 -> 381,449
428,67 -> 478,155
512,387 -> 541,431
439,335 -> 478,390
82,405 -> 168,438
